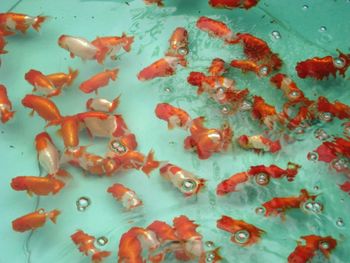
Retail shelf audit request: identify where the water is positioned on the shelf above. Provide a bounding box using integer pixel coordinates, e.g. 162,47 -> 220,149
1,0 -> 350,262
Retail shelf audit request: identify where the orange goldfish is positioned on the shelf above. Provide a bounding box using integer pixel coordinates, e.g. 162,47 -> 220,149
46,67 -> 79,90
137,56 -> 186,81
237,134 -> 281,153
217,215 -> 265,246
261,189 -> 317,218
184,117 -> 232,159
165,27 -> 189,58
160,163 -> 206,196
155,103 -> 192,130
317,96 -> 350,120
288,235 -> 337,263
11,175 -> 65,196
248,162 -> 301,182
196,16 -> 237,44
58,34 -> 99,60
22,94 -> 62,122
86,96 -> 120,113
79,68 -> 119,94
71,230 -> 111,263
209,0 -> 260,9
270,73 -> 306,103
107,183 -> 143,210
251,96 -> 280,129
91,33 -> 134,64
12,208 -> 60,232
216,172 -> 249,195
208,58 -> 226,76
0,13 -> 47,36
58,116 -> 80,148
230,59 -> 270,77
0,84 -> 15,123
25,69 -> 59,97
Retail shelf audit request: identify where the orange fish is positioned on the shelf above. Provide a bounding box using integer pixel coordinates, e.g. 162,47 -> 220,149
160,163 -> 206,196
270,73 -> 306,103
137,56 -> 186,81
79,68 -> 119,94
288,235 -> 337,263
144,0 -> 164,6
184,117 -> 233,159
281,99 -> 315,130
261,189 -> 317,218
0,13 -> 47,36
11,175 -> 65,196
230,59 -> 270,77
216,172 -> 249,195
196,16 -> 237,44
165,27 -> 189,58
0,84 -> 15,123
208,58 -> 226,76
25,69 -> 59,97
296,50 -> 350,80
217,215 -> 265,246
155,103 -> 192,130
91,33 -> 134,64
46,67 -> 79,90
251,96 -> 280,129
317,96 -> 350,120
209,0 -> 260,9
237,134 -> 281,153
12,208 -> 60,232
108,133 -> 138,153
86,96 -> 120,113
107,183 -> 143,210
22,94 -> 62,122
248,162 -> 301,182
58,116 -> 80,148
71,230 -> 111,263
58,34 -> 99,60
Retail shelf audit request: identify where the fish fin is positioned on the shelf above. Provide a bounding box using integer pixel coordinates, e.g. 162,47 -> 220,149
141,150 -> 160,176
29,110 -> 35,117
49,209 -> 61,223
56,168 -> 71,178
67,68 -> 79,86
91,251 -> 111,263
110,68 -> 119,81
33,16 -> 48,31
27,191 -> 33,197
109,95 -> 121,112
52,179 -> 65,194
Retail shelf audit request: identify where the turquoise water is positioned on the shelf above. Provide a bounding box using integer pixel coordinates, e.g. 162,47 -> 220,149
1,0 -> 350,262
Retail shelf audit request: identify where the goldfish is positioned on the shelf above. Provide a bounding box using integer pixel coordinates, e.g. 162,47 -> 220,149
217,215 -> 265,246
165,27 -> 189,58
0,13 -> 47,36
25,69 -> 59,97
86,96 -> 120,113
237,134 -> 281,153
159,163 -> 206,196
185,117 -> 233,159
251,96 -> 281,129
79,68 -> 119,94
22,94 -> 62,123
71,230 -> 111,263
311,137 -> 350,163
46,67 -> 79,90
108,133 -> 138,153
281,99 -> 316,130
155,103 -> 192,130
12,208 -> 60,232
35,132 -> 71,176
58,35 -> 99,60
296,50 -> 350,80
216,172 -> 249,195
270,73 -> 306,103
53,116 -> 81,149
11,175 -> 65,196
107,183 -> 143,210
316,96 -> 350,120
261,189 -> 317,219
288,235 -> 337,263
144,0 -> 164,6
248,162 -> 301,182
196,16 -> 237,44
0,84 -> 15,123
91,33 -> 134,64
230,59 -> 271,77
208,58 -> 226,76
209,0 -> 260,9
137,56 -> 186,81
0,35 -> 7,54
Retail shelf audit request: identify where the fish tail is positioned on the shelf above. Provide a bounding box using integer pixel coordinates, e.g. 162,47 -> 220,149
91,250 -> 111,263
122,33 -> 134,52
141,150 -> 160,176
1,109 -> 15,123
109,95 -> 121,112
56,168 -> 71,177
67,67 -> 79,86
49,209 -> 61,223
53,178 -> 65,194
110,68 -> 119,81
33,16 -> 48,31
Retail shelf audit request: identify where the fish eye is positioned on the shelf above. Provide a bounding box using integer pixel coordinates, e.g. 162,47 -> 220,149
110,140 -> 127,154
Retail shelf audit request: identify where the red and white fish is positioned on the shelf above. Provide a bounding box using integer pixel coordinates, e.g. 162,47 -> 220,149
25,69 -> 59,97
108,133 -> 138,153
209,0 -> 260,9
251,96 -> 281,129
217,215 -> 265,246
0,84 -> 15,123
137,56 -> 186,81
80,68 -> 119,94
91,33 -> 134,64
107,183 -> 143,210
270,73 -> 306,103
45,67 -> 79,90
296,50 -> 350,80
196,16 -> 237,44
71,230 -> 111,263
288,235 -> 337,263
155,103 -> 192,130
0,13 -> 47,36
11,175 -> 65,196
237,134 -> 281,153
165,27 -> 189,58
261,189 -> 317,219
185,117 -> 233,159
86,96 -> 120,113
160,163 -> 206,196
58,35 -> 99,60
22,94 -> 62,122
12,208 -> 60,232
248,162 -> 301,182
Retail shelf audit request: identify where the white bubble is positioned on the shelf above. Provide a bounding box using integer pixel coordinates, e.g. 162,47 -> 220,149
271,31 -> 281,39
302,5 -> 309,10
255,173 -> 270,186
177,47 -> 188,56
319,26 -> 327,32
255,207 -> 265,215
314,128 -> 329,140
164,87 -> 172,93
76,197 -> 91,211
307,152 -> 318,161
319,241 -> 330,249
319,112 -> 333,122
336,218 -> 345,227
234,230 -> 250,244
333,57 -> 346,69
181,179 -> 197,192
96,236 -> 108,246
205,241 -> 215,248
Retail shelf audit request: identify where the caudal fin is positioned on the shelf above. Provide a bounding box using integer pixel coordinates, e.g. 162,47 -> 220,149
56,168 -> 71,178
91,251 -> 111,263
49,209 -> 61,223
1,110 -> 15,123
109,68 -> 119,81
142,150 -> 160,175
33,16 -> 48,32
122,33 -> 134,52
109,95 -> 121,112
67,68 -> 79,87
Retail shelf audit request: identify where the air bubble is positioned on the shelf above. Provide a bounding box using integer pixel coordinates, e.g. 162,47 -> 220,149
271,31 -> 281,39
164,87 -> 172,93
255,173 -> 270,186
333,57 -> 346,69
259,66 -> 269,76
290,91 -> 300,98
181,179 -> 197,192
234,230 -> 250,244
307,152 -> 318,161
221,106 -> 229,114
302,200 -> 323,214
177,47 -> 188,56
314,128 -> 329,140
319,112 -> 333,122
313,185 -> 319,191
295,127 -> 305,134
302,5 -> 309,10
205,241 -> 215,248
110,140 -> 127,154
255,207 -> 265,215
206,252 -> 215,262
319,241 -> 330,250
240,100 -> 252,111
336,218 -> 345,227
76,197 -> 91,211
96,236 -> 108,246
319,26 -> 327,32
